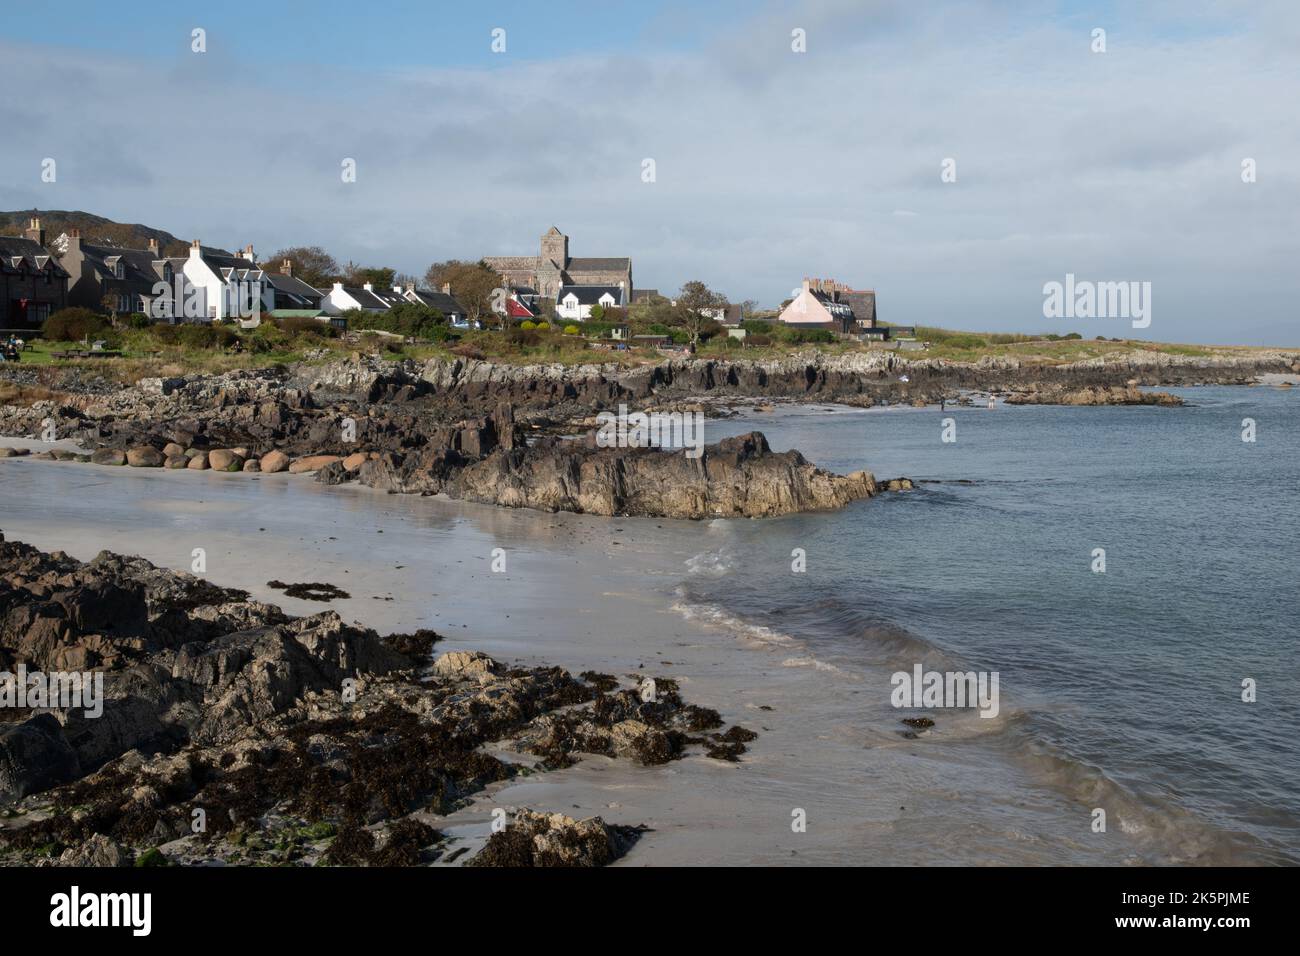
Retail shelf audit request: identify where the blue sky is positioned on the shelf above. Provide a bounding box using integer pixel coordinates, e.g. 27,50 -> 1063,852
2,0 -> 1298,345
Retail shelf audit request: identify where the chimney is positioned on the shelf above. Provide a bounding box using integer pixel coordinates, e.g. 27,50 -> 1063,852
190,239 -> 201,257
147,238 -> 160,256
802,277 -> 810,292
332,282 -> 343,292
362,282 -> 373,292
405,282 -> 415,293
24,217 -> 45,247
441,282 -> 451,295
281,258 -> 292,277
67,227 -> 82,252
243,243 -> 255,263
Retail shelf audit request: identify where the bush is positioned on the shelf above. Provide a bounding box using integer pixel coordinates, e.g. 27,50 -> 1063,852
276,316 -> 331,337
127,313 -> 152,329
520,320 -> 536,330
151,323 -> 239,350
43,308 -> 109,342
563,324 -> 580,335
535,321 -> 550,331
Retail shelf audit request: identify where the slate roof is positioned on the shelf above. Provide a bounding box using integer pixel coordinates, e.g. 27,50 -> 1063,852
345,287 -> 389,310
0,236 -> 69,276
265,272 -> 323,299
567,257 -> 630,272
80,242 -> 161,289
404,288 -> 465,316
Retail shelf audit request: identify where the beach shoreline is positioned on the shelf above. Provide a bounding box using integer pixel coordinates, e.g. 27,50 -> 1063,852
1,422 -> 1274,864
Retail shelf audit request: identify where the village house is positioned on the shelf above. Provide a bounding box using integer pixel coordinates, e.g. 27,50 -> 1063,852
168,241 -> 268,322
0,218 -> 69,328
60,229 -> 171,317
555,284 -> 625,321
485,226 -> 632,301
778,278 -> 878,335
320,282 -> 392,315
263,259 -> 325,315
398,284 -> 468,325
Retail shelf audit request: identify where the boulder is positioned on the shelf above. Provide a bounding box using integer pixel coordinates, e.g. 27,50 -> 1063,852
288,454 -> 342,474
162,442 -> 186,458
90,448 -> 126,466
208,449 -> 244,472
342,452 -> 368,472
242,458 -> 260,472
0,447 -> 31,458
0,714 -> 81,802
432,650 -> 498,679
126,445 -> 165,467
259,450 -> 290,473
186,453 -> 210,470
164,455 -> 189,469
469,810 -> 638,867
58,833 -> 131,867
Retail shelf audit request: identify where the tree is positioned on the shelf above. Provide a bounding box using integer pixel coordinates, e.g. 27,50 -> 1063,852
344,265 -> 396,290
423,259 -> 503,327
676,280 -> 727,348
261,246 -> 340,287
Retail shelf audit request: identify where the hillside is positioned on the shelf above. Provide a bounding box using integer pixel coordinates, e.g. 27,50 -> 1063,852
0,209 -> 229,258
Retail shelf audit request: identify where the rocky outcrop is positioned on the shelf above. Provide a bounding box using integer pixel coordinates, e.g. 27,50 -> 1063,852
468,809 -> 641,867
440,431 -> 883,519
1004,384 -> 1184,406
0,537 -> 748,866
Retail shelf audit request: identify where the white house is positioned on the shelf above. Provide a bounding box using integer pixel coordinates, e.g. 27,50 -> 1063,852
555,283 -> 624,321
321,282 -> 393,315
177,241 -> 270,322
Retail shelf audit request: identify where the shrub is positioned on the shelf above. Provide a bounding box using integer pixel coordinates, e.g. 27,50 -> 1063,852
43,308 -> 108,342
277,316 -> 332,337
127,313 -> 152,329
563,324 -> 580,335
535,321 -> 550,331
519,320 -> 536,330
589,304 -> 605,321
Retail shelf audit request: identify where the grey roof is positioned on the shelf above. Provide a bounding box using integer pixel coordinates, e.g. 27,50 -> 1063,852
567,257 -> 630,272
405,288 -> 465,315
557,285 -> 623,306
81,242 -> 161,289
265,272 -> 323,299
345,287 -> 389,310
0,236 -> 69,276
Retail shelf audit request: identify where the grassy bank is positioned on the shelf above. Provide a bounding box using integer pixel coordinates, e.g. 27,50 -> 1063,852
2,319 -> 1282,388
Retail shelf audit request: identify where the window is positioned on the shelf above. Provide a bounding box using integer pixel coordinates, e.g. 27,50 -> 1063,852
114,262 -> 124,279
117,294 -> 131,313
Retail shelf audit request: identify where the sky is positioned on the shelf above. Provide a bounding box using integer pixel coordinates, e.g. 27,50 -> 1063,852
2,0 -> 1298,345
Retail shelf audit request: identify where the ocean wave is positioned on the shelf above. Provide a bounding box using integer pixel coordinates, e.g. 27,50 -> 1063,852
683,548 -> 736,577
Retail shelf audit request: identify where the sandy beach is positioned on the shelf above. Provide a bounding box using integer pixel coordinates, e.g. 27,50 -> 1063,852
1,439 -> 1229,865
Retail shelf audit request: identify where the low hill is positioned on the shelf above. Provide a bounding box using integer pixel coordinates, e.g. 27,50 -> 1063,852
0,210 -> 229,258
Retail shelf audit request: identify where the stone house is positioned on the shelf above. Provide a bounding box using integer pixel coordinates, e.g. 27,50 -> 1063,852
61,228 -> 169,316
0,218 -> 69,328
